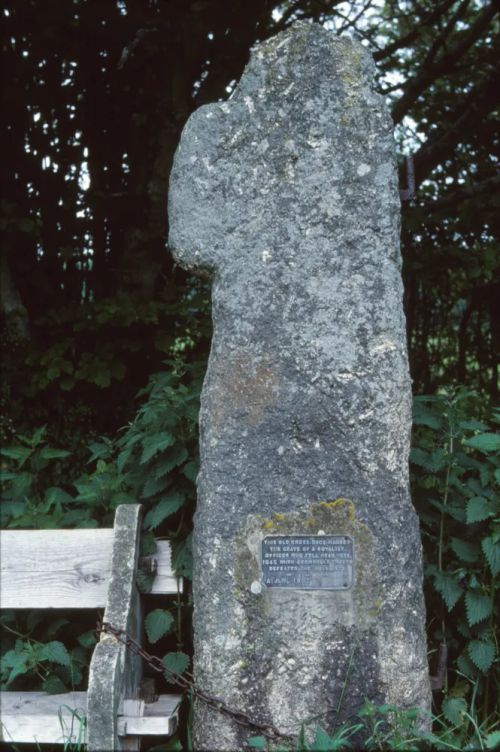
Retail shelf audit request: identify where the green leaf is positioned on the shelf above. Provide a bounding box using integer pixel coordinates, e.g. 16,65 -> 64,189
410,447 -> 433,470
311,727 -> 335,751
434,571 -> 463,611
162,651 -> 190,677
468,640 -> 495,673
140,433 -> 176,464
442,697 -> 467,726
486,731 -> 500,749
144,493 -> 184,530
172,534 -> 192,579
141,473 -> 168,499
465,591 -> 492,626
247,737 -> 267,750
42,675 -> 68,694
464,433 -> 500,453
154,447 -> 189,479
0,446 -> 32,463
38,448 -> 71,460
482,537 -> 500,576
450,538 -> 480,563
1,648 -> 30,684
39,641 -> 71,666
182,459 -> 199,483
78,631 -> 97,649
46,618 -> 70,637
466,496 -> 494,523
145,609 -> 174,644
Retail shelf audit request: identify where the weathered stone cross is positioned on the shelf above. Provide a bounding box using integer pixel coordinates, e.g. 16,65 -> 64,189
169,21 -> 430,750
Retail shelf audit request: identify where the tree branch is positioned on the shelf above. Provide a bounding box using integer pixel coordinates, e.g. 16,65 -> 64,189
392,0 -> 500,123
373,0 -> 458,61
412,65 -> 500,186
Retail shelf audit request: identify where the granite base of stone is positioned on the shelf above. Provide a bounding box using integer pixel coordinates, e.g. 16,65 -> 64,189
192,500 -> 430,749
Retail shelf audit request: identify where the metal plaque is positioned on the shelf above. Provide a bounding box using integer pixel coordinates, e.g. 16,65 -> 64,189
261,535 -> 354,590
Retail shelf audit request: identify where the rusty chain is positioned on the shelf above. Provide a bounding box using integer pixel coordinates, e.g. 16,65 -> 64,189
97,620 -> 294,743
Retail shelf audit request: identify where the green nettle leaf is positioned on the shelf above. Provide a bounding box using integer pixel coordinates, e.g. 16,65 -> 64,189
77,631 -> 97,649
154,447 -> 189,479
464,433 -> 500,453
162,651 -> 190,677
38,448 -> 71,460
442,697 -> 467,726
434,571 -> 463,611
140,433 -> 176,464
247,736 -> 267,750
182,459 -> 199,483
1,649 -> 29,684
172,534 -> 193,579
39,641 -> 71,666
145,609 -> 175,643
42,675 -> 68,694
412,410 -> 441,429
466,496 -> 494,523
0,446 -> 32,464
144,493 -> 184,530
465,591 -> 493,626
485,731 -> 500,750
410,447 -> 433,470
468,640 -> 496,673
450,538 -> 480,563
141,474 -> 168,499
482,537 -> 500,576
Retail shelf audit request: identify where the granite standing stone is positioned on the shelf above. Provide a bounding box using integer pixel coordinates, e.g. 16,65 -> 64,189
168,21 -> 430,750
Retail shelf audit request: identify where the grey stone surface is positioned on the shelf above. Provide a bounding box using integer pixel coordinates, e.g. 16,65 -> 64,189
168,21 -> 430,750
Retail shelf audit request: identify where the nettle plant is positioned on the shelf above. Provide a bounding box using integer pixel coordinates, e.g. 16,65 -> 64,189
411,391 -> 499,741
1,360 -> 201,696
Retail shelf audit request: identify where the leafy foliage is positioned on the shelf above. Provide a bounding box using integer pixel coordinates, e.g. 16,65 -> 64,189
411,391 -> 499,733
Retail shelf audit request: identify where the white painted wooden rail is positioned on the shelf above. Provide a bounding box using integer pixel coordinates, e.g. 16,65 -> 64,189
0,505 -> 183,751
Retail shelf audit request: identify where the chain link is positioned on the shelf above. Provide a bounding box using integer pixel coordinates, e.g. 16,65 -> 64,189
97,620 -> 294,743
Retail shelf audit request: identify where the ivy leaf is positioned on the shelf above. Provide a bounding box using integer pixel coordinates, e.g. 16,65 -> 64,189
468,640 -> 495,673
39,641 -> 71,666
464,433 -> 500,453
42,675 -> 68,694
482,537 -> 500,576
450,538 -> 480,563
145,609 -> 174,644
465,591 -> 492,626
466,497 -> 494,524
434,571 -> 463,611
162,651 -> 190,677
144,493 -> 184,530
442,697 -> 467,726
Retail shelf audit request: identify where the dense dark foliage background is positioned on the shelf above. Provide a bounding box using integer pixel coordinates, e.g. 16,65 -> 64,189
1,1 -> 499,748
2,0 -> 499,444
